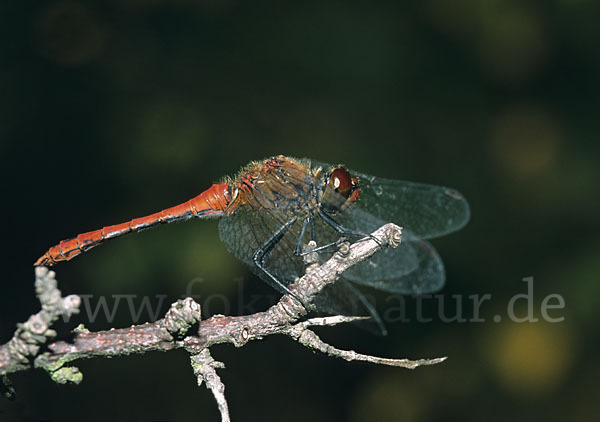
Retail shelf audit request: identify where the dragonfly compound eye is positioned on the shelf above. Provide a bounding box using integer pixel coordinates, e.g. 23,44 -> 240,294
321,166 -> 359,214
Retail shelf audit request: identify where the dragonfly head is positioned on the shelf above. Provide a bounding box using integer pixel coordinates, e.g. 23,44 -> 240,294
320,166 -> 359,214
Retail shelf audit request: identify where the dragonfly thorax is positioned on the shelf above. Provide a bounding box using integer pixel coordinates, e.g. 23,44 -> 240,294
226,156 -> 321,214
226,157 -> 361,220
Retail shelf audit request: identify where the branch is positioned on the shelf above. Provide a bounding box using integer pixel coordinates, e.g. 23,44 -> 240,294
0,267 -> 80,380
0,223 -> 446,420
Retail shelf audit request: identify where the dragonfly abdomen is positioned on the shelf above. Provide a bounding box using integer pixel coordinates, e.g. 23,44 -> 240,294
34,183 -> 231,266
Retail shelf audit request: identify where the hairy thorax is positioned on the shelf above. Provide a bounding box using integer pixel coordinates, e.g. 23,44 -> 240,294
225,156 -> 322,216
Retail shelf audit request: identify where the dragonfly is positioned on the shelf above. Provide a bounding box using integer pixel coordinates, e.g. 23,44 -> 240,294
35,155 -> 470,332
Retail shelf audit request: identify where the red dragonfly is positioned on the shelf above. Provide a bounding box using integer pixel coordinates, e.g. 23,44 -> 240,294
35,156 -> 470,330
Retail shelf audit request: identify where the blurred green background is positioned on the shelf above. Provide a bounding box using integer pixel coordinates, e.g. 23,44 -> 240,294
1,1 -> 599,421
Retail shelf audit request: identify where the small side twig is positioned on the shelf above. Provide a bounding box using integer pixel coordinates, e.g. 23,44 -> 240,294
190,349 -> 229,422
290,325 -> 446,369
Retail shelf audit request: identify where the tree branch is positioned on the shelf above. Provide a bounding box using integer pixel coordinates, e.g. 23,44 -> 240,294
0,223 -> 446,420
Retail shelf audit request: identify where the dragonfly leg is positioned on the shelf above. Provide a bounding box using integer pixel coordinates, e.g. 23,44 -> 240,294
310,212 -> 317,243
293,210 -> 351,257
253,216 -> 307,308
297,237 -> 348,257
294,214 -> 311,256
317,209 -> 382,246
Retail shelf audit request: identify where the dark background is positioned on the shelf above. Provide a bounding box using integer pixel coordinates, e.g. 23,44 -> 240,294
1,1 -> 599,421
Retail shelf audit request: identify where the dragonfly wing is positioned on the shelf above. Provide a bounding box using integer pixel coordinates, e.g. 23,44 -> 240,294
219,203 -> 389,330
218,204 -> 307,294
218,197 -> 362,292
333,200 -> 445,294
309,160 -> 470,240
353,171 -> 470,239
345,238 -> 445,294
313,278 -> 387,335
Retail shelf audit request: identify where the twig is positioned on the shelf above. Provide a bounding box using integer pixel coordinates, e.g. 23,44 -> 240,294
0,223 -> 445,420
0,267 -> 80,379
190,349 -> 229,422
290,325 -> 447,368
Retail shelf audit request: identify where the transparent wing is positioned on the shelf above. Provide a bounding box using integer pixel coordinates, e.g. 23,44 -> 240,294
345,237 -> 445,294
335,204 -> 445,294
311,160 -> 470,240
218,203 -> 304,293
314,278 -> 387,335
218,202 -> 388,330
